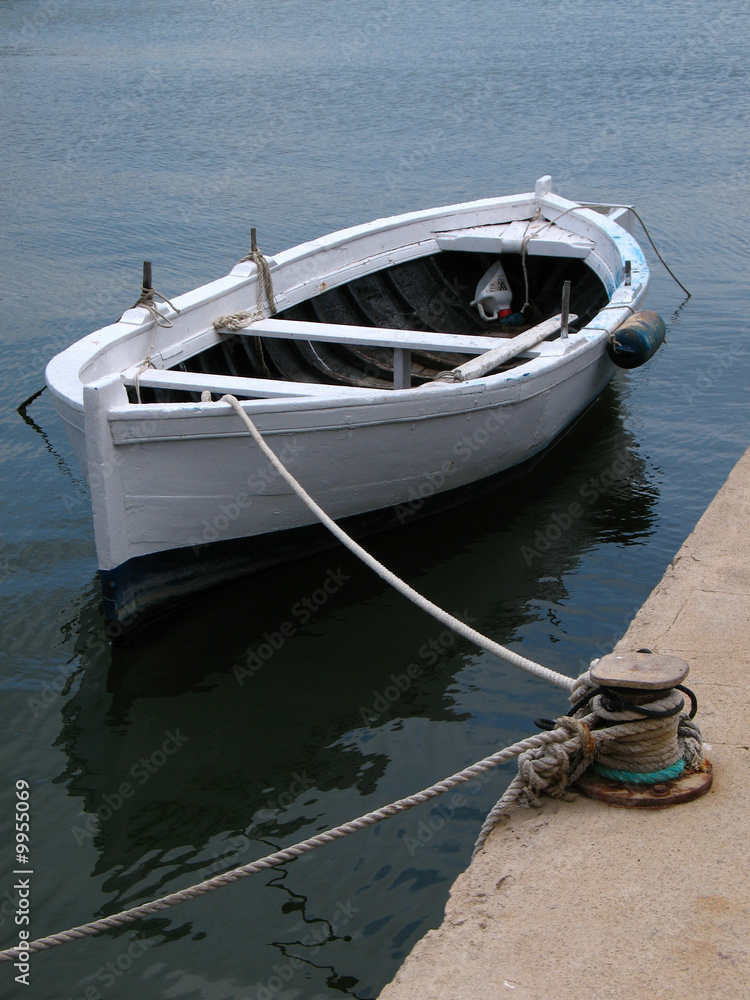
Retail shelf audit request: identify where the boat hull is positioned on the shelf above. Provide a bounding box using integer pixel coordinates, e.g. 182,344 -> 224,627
90,340 -> 615,635
100,355 -> 615,640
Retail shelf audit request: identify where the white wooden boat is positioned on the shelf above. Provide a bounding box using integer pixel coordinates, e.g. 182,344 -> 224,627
46,176 -> 664,638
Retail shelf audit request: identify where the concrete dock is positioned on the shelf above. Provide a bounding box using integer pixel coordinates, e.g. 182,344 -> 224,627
379,446 -> 750,999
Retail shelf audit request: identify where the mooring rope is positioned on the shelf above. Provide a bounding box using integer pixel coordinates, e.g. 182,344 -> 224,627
520,205 -> 586,312
0,727 -> 575,962
626,206 -> 691,298
213,247 -> 277,331
221,395 -> 573,692
520,201 -> 691,315
131,284 -> 181,331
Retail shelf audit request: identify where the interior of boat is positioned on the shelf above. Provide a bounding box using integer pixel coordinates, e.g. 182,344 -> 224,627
128,250 -> 609,403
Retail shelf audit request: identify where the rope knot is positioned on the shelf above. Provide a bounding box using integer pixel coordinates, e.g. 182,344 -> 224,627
131,286 -> 180,330
473,660 -> 708,857
472,714 -> 599,855
130,284 -> 182,403
566,716 -> 595,756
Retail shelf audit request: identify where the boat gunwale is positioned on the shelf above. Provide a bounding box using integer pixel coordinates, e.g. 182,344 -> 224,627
45,186 -> 646,417
103,312 -> 652,450
106,348 -> 613,447
59,293 -> 645,446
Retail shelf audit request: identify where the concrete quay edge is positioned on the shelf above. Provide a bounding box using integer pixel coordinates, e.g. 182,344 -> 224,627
379,445 -> 750,1000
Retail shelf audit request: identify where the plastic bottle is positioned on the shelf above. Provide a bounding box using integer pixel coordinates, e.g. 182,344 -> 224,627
471,260 -> 513,321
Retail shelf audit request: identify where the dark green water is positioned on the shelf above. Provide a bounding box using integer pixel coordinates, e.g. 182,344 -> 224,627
1,2 -> 749,997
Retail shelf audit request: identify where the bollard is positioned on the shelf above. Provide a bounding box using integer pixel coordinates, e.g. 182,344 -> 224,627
575,650 -> 713,807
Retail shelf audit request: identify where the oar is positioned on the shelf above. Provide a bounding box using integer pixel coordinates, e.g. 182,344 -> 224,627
434,312 -> 576,383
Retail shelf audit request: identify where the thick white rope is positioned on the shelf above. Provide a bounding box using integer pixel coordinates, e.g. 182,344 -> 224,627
3,394 -> 706,961
221,395 -> 573,692
3,695 -> 704,960
473,714 -> 598,854
0,728 -> 571,962
0,398 -> 587,962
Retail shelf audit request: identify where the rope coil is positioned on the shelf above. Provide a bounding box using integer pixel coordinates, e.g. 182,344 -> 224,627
472,669 -> 706,855
214,247 -> 277,331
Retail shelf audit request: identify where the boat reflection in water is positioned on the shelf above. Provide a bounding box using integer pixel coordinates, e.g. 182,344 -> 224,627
55,380 -> 657,997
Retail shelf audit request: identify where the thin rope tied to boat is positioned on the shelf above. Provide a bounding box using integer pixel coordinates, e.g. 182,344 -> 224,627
0,727 -> 577,963
131,284 -> 181,331
220,395 -> 574,692
213,248 -> 277,331
520,213 -> 540,311
131,284 -> 182,403
519,205 -> 582,312
576,202 -> 691,298
472,668 -> 706,855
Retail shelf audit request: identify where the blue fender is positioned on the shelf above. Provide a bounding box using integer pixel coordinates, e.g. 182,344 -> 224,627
607,311 -> 667,369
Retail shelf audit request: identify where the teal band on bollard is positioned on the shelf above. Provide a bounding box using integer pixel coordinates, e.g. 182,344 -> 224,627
591,758 -> 686,785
